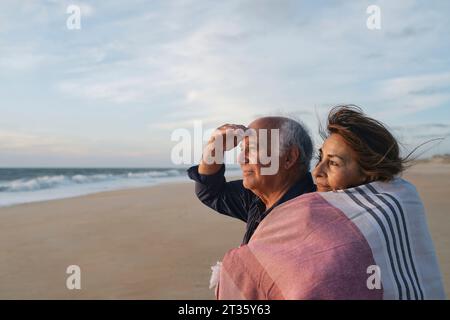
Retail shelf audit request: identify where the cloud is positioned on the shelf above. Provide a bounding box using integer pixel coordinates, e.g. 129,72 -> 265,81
386,25 -> 433,39
2,0 -> 450,166
58,76 -> 151,104
56,0 -> 450,118
0,128 -> 165,165
373,72 -> 450,116
392,123 -> 450,139
0,43 -> 55,71
0,52 -> 45,70
0,129 -> 88,155
78,3 -> 95,17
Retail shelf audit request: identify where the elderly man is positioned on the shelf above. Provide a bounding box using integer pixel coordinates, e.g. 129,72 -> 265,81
187,117 -> 316,245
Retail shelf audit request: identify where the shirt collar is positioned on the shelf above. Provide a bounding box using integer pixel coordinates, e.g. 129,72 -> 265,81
254,172 -> 317,218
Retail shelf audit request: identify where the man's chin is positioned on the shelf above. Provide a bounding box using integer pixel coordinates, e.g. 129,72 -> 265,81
242,177 -> 255,190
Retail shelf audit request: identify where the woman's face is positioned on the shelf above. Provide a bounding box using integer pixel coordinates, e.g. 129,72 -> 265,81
312,133 -> 368,192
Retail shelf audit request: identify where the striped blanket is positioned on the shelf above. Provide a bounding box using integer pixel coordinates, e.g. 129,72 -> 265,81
215,178 -> 446,300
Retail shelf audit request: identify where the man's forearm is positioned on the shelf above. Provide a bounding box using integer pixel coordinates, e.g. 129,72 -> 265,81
198,139 -> 225,175
198,160 -> 223,175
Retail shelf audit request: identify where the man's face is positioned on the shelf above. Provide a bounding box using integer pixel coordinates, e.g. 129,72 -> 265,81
238,119 -> 282,193
239,136 -> 265,190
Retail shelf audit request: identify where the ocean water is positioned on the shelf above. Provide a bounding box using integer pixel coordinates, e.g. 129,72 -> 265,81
0,167 -> 242,208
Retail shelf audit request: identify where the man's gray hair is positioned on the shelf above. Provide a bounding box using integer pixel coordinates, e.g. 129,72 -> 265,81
279,118 -> 313,171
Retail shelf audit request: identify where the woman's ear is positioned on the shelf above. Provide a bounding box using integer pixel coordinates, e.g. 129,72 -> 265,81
284,146 -> 300,170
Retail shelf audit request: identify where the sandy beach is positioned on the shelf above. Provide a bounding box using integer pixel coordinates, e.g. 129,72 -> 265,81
0,163 -> 448,299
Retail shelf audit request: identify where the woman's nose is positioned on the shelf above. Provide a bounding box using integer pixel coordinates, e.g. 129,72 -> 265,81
313,161 -> 326,178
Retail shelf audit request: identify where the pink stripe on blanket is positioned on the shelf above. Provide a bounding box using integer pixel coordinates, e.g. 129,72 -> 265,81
219,193 -> 383,300
217,246 -> 285,299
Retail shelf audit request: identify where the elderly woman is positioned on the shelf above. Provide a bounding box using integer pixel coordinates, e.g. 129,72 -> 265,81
216,106 -> 445,300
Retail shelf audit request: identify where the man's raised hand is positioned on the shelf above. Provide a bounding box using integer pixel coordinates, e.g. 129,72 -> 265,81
199,124 -> 247,175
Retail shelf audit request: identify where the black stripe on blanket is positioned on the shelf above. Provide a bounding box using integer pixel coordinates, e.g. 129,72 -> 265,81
364,184 -> 424,300
355,186 -> 420,300
344,189 -> 404,299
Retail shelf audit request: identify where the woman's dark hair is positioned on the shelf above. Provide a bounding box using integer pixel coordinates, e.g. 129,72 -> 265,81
320,105 -> 407,182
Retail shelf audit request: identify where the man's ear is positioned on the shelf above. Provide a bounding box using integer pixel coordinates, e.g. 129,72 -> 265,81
284,146 -> 300,170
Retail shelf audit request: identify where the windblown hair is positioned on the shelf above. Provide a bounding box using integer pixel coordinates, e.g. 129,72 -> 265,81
320,105 -> 406,182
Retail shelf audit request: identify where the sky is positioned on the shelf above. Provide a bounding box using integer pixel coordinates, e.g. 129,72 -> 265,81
0,0 -> 449,167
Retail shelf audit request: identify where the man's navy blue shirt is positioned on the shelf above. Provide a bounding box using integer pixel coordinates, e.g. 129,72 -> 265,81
187,165 -> 316,245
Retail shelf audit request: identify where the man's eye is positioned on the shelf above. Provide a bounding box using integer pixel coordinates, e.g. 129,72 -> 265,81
329,160 -> 339,166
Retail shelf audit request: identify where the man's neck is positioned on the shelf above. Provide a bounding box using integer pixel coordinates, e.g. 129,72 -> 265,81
258,173 -> 304,210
